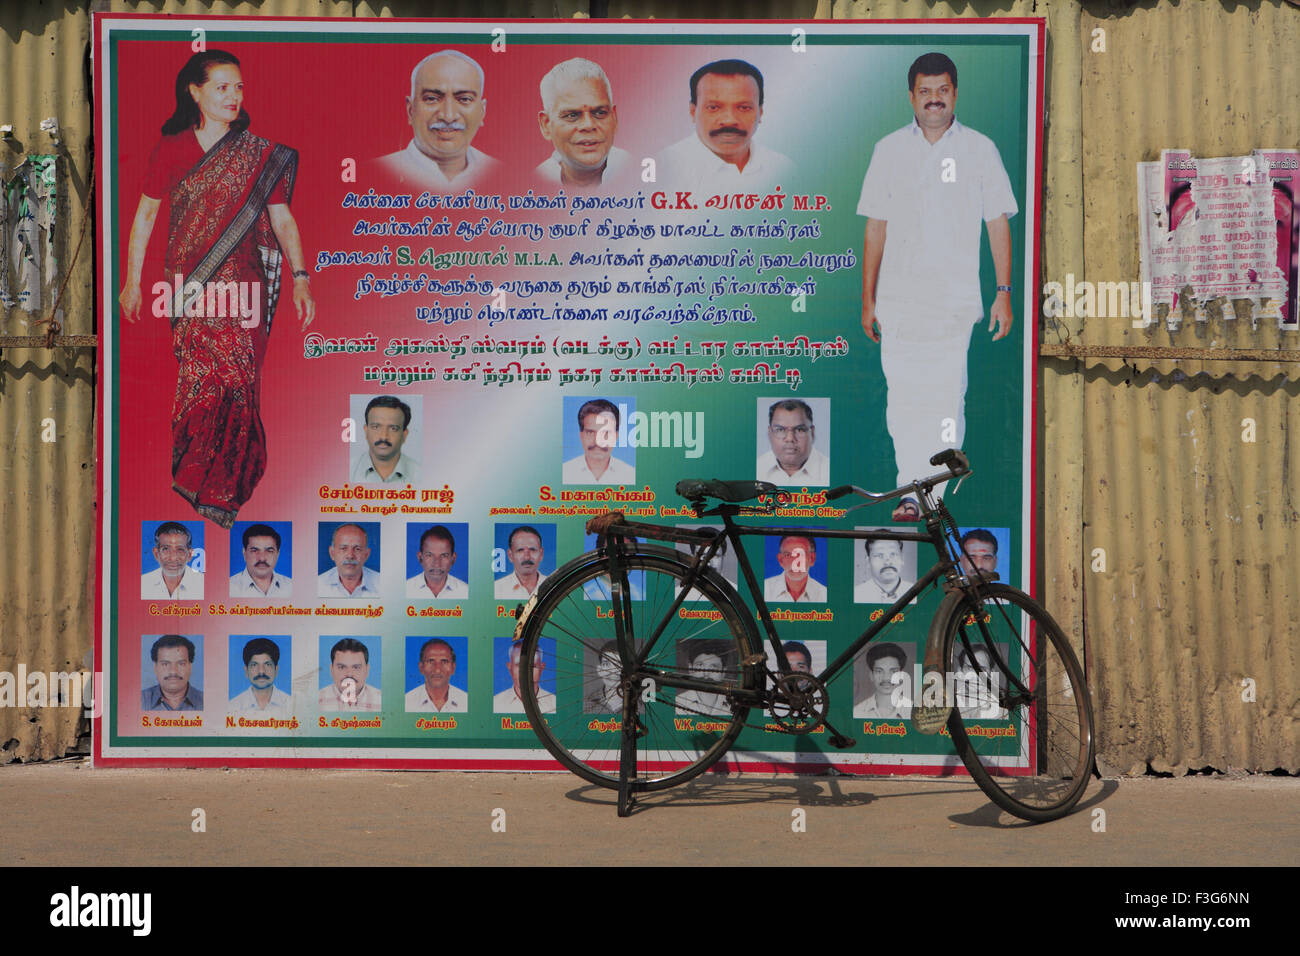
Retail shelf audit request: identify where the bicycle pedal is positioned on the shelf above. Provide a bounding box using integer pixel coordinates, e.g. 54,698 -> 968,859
827,734 -> 856,750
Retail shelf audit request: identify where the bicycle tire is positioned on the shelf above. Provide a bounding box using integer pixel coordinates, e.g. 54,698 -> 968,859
516,547 -> 760,793
941,584 -> 1095,822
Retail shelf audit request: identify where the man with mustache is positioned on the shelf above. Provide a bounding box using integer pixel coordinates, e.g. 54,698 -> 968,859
854,536 -> 916,604
958,527 -> 999,577
535,58 -> 631,189
406,525 -> 468,599
230,523 -> 292,597
562,398 -> 634,485
757,399 -> 829,487
351,396 -> 419,485
494,638 -> 554,714
764,534 -> 826,604
494,525 -> 548,600
318,637 -> 382,711
317,523 -> 382,598
675,645 -> 732,717
229,637 -> 292,713
375,49 -> 499,191
656,58 -> 794,194
853,641 -> 912,719
141,634 -> 204,712
141,521 -> 204,600
406,638 -> 467,713
858,52 -> 1018,521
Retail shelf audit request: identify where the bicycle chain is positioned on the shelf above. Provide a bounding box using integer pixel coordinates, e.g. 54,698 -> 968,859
629,667 -> 819,735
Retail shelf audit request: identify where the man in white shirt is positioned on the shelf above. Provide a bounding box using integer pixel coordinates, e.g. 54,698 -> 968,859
406,525 -> 469,599
228,637 -> 292,713
953,644 -> 1008,720
853,642 -> 912,719
350,396 -> 420,486
958,528 -> 999,577
656,59 -> 795,195
494,639 -> 555,713
562,398 -> 635,485
535,58 -> 632,189
141,521 -> 204,600
585,641 -> 625,713
858,52 -> 1018,519
229,523 -> 292,598
854,537 -> 916,605
318,638 -> 382,711
375,50 -> 499,192
405,638 -> 467,713
317,523 -> 382,598
494,525 -> 549,600
756,399 -> 830,486
781,641 -> 813,674
764,534 -> 827,603
675,647 -> 732,717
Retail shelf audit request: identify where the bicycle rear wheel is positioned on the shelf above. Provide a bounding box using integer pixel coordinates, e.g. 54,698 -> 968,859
517,548 -> 760,793
942,584 -> 1094,822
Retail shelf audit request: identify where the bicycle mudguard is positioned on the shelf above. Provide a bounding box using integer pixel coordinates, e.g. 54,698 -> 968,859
512,549 -> 610,638
511,589 -> 541,641
912,588 -> 966,734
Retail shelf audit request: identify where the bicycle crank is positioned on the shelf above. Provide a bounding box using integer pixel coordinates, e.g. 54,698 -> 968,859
768,672 -> 829,734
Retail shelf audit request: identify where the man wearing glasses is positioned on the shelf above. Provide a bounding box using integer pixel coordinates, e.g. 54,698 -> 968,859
757,399 -> 829,486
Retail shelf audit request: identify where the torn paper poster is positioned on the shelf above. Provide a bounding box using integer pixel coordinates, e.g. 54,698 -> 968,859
1140,149 -> 1295,330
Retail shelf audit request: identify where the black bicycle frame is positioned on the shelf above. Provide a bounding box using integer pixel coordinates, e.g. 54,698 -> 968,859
598,508 -> 969,704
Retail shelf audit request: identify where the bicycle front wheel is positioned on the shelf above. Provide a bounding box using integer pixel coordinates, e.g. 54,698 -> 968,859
517,548 -> 760,793
942,584 -> 1095,822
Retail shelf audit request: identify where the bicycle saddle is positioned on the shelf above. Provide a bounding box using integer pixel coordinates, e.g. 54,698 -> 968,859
675,479 -> 780,503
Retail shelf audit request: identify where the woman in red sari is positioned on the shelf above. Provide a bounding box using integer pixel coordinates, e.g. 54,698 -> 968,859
120,50 -> 315,528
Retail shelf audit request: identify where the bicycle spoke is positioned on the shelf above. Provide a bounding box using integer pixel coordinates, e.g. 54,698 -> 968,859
944,584 -> 1094,821
518,550 -> 759,793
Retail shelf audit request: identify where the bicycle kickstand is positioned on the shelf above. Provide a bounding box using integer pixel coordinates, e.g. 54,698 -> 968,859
617,699 -> 638,817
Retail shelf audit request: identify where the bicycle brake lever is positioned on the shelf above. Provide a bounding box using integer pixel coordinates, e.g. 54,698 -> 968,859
950,472 -> 968,495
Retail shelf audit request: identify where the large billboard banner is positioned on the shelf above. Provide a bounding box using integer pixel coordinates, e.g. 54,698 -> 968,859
95,15 -> 1044,768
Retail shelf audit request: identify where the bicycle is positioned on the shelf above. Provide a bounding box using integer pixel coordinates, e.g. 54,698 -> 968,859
513,449 -> 1095,821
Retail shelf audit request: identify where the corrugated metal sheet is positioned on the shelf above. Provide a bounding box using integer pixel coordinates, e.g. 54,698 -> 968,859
360,1 -> 588,16
0,2 -> 95,761
1081,366 -> 1299,773
1076,1 -> 1299,772
103,1 -> 349,15
1079,1 -> 1300,376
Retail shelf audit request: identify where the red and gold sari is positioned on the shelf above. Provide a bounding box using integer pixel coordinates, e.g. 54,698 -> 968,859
157,128 -> 297,528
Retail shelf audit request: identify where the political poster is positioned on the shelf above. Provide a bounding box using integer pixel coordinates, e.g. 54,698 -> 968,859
95,15 -> 1043,769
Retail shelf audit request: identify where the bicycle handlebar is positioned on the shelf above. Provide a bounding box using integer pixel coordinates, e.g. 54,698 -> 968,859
832,449 -> 971,505
674,450 -> 971,514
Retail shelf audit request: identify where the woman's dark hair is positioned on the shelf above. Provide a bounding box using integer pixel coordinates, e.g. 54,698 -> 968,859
161,49 -> 251,135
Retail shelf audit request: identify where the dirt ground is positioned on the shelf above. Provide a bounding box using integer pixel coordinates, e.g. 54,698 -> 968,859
0,760 -> 1294,867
